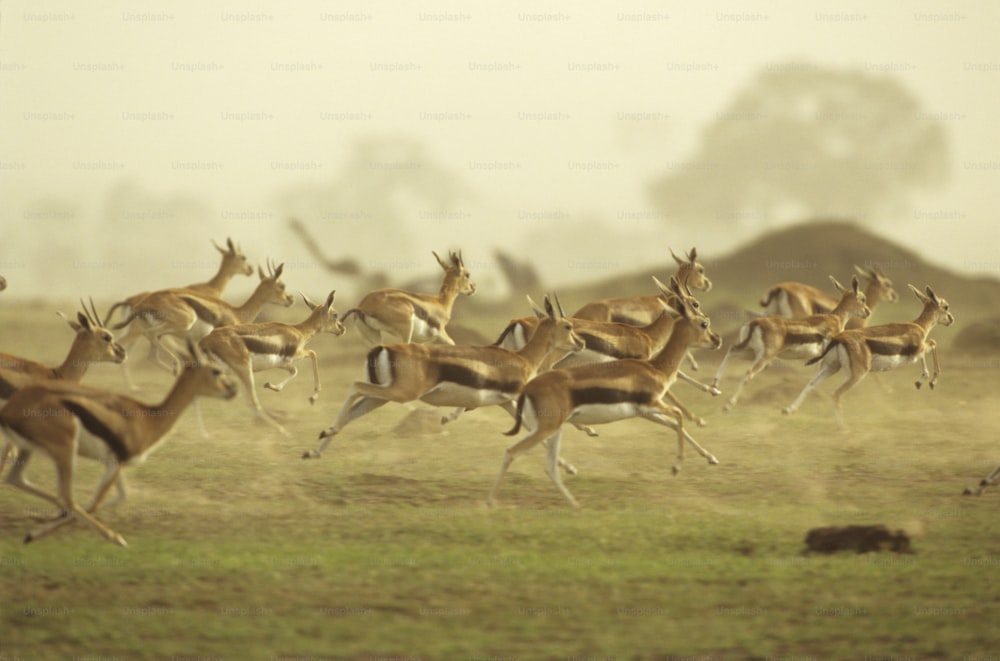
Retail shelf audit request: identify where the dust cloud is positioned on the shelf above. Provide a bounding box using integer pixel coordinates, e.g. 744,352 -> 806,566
2,1 -> 998,304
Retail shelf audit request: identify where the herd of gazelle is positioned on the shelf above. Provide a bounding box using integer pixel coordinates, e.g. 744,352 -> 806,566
0,240 -> 990,546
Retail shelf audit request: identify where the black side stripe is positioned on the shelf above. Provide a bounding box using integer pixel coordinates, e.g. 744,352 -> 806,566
438,363 -> 521,394
178,296 -> 222,326
579,333 -> 637,360
784,332 -> 826,346
411,304 -> 441,329
242,336 -> 297,358
866,339 -> 920,357
61,400 -> 130,463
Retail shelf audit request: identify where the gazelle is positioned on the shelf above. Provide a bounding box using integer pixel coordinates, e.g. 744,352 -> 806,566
0,340 -> 237,546
302,294 -> 586,464
0,301 -> 127,483
199,290 -> 346,434
341,251 -> 475,345
104,237 -> 254,326
712,276 -> 871,411
488,282 -> 722,509
782,285 -> 955,425
570,248 -> 712,326
0,300 -> 126,401
760,265 -> 898,329
963,465 -> 1000,496
113,261 -> 294,380
0,275 -> 6,292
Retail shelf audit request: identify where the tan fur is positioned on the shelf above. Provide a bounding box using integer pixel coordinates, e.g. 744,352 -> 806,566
304,295 -> 584,460
114,261 -> 294,380
489,281 -> 722,508
713,276 -> 871,410
783,285 -> 955,425
0,342 -> 237,546
571,248 -> 711,325
200,291 -> 345,433
343,251 -> 475,345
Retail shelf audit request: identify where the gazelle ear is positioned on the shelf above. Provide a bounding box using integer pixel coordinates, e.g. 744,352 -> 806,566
853,264 -> 872,280
925,286 -> 940,304
908,284 -> 929,303
852,275 -> 861,294
258,264 -> 266,280
212,238 -> 226,254
829,276 -> 846,294
526,294 -> 547,319
543,294 -> 557,320
433,251 -> 449,270
552,292 -> 566,318
300,292 -> 318,310
325,290 -> 336,308
688,247 -> 698,262
58,310 -> 82,331
670,247 -> 685,266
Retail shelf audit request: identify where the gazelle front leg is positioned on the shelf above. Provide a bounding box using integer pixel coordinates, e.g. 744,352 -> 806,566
664,391 -> 706,427
678,370 -> 722,397
914,340 -> 941,390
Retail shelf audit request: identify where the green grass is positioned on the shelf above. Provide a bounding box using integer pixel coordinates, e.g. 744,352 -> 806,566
1,304 -> 999,660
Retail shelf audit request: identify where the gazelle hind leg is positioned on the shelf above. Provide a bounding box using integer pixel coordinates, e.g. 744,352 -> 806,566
964,464 -> 1000,496
543,431 -> 579,508
304,391 -> 390,458
783,361 -> 840,415
488,425 -> 558,507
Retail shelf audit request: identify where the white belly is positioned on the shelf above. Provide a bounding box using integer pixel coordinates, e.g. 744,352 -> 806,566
870,353 -> 918,372
568,402 -> 640,425
251,353 -> 290,371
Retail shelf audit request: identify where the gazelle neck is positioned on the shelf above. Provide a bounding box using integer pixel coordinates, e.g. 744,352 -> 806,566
144,368 -> 203,440
913,303 -> 940,333
203,258 -> 239,295
650,320 -> 699,375
437,272 -> 462,309
50,332 -> 92,382
640,306 -> 676,343
293,307 -> 326,339
234,284 -> 276,323
515,320 -> 555,369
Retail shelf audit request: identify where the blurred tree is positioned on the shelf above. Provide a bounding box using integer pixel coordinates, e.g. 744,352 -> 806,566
647,62 -> 949,229
280,135 -> 471,291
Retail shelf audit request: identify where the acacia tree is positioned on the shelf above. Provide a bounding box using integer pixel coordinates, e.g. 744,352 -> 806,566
647,63 -> 949,228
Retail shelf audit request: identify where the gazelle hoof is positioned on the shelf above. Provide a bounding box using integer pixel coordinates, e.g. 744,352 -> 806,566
264,382 -> 280,392
781,407 -> 794,415
671,465 -> 681,476
915,381 -> 923,390
302,449 -> 322,460
709,387 -> 722,397
707,455 -> 719,465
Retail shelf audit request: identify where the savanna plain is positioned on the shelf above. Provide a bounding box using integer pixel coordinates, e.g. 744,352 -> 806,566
1,293 -> 998,661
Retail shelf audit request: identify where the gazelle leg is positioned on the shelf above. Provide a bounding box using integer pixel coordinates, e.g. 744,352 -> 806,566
641,402 -> 718,474
26,453 -> 127,546
678,370 -> 722,397
488,426 -> 557,507
542,431 -> 579,508
964,464 -> 1000,496
783,361 -> 840,415
724,352 -> 773,411
264,365 -> 299,393
664,390 -> 705,427
831,368 -> 868,430
304,388 -> 391,458
3,448 -> 64,509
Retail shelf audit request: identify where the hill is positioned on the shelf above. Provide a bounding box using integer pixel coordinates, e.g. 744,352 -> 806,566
561,220 -> 1000,339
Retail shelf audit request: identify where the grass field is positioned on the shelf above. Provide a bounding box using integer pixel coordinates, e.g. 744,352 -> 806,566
1,301 -> 999,660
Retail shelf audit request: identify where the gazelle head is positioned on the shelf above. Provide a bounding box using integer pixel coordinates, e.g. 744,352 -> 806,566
830,275 -> 871,321
854,265 -> 899,305
652,274 -> 701,316
302,290 -> 346,337
257,260 -> 295,308
213,237 -> 254,278
670,277 -> 722,351
909,284 -> 955,327
60,298 -> 127,365
671,247 -> 712,293
184,339 -> 239,401
528,293 -> 586,355
434,250 -> 476,297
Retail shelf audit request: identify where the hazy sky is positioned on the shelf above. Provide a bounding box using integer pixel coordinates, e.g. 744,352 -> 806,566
2,0 -> 999,301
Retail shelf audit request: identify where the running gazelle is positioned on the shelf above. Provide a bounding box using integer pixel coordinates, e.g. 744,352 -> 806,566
489,279 -> 722,508
782,284 -> 954,426
302,294 -> 585,468
0,340 -> 237,545
712,276 -> 870,411
341,250 -> 475,345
